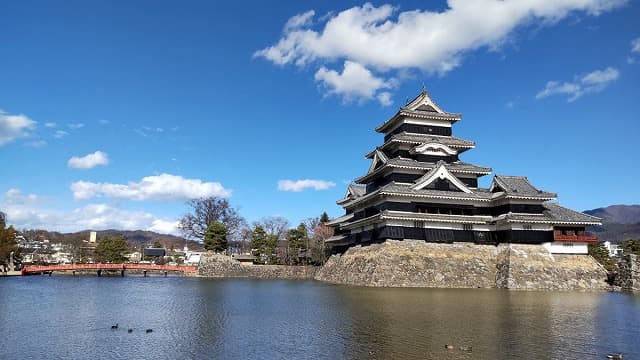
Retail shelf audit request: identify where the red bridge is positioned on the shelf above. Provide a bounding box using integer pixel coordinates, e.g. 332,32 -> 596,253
22,263 -> 197,276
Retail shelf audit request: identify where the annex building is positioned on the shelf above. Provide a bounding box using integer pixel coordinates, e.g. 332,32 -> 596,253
327,89 -> 601,255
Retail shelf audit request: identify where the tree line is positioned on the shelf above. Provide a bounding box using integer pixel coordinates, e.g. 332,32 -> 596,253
177,197 -> 334,265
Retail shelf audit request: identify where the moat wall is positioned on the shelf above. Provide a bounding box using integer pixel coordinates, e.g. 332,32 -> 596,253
615,254 -> 640,291
198,254 -> 317,279
315,240 -> 609,290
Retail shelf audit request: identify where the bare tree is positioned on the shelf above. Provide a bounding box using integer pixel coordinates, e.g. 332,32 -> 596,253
178,197 -> 246,242
255,216 -> 290,240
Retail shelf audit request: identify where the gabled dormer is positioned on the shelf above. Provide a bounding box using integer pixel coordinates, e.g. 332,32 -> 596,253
367,149 -> 389,174
411,161 -> 473,193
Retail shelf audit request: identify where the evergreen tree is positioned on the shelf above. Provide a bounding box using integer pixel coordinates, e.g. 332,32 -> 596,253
588,242 -> 616,272
204,221 -> 228,253
0,211 -> 19,266
94,236 -> 129,263
319,211 -> 330,223
286,224 -> 309,264
622,239 -> 640,256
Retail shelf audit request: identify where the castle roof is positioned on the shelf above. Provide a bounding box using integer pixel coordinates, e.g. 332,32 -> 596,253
376,89 -> 462,133
490,175 -> 557,199
365,132 -> 476,158
498,203 -> 601,226
355,159 -> 492,184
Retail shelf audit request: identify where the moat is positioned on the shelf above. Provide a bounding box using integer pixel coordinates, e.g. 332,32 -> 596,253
1,276 -> 638,359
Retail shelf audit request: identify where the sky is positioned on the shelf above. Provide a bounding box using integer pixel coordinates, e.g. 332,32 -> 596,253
1,0 -> 639,235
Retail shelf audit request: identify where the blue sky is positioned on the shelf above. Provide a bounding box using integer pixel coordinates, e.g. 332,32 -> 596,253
1,0 -> 638,235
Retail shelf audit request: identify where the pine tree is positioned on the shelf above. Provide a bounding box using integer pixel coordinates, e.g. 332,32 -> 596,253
204,221 -> 228,253
320,212 -> 330,223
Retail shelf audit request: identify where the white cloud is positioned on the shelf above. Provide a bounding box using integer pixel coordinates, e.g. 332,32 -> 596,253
4,188 -> 41,205
285,10 -> 315,32
44,122 -> 57,128
68,123 -> 85,129
278,179 -> 336,192
536,66 -> 619,102
68,151 -> 110,169
631,37 -> 640,53
98,119 -> 110,125
255,1 -> 624,103
71,173 -> 231,201
24,140 -> 47,148
135,126 -> 165,137
54,130 -> 68,139
0,110 -> 36,145
315,61 -> 394,104
2,200 -> 179,235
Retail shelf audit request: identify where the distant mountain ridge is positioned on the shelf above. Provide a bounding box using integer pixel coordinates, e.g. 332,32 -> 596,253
585,205 -> 640,243
21,229 -> 203,250
584,205 -> 640,224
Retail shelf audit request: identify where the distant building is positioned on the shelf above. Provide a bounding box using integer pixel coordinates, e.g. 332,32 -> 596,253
232,254 -> 256,266
143,248 -> 166,258
603,241 -> 623,257
89,231 -> 97,243
327,89 -> 601,255
184,250 -> 203,265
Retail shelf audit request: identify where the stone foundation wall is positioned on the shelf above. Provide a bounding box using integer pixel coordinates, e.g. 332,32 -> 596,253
198,254 -> 317,279
315,240 -> 609,290
615,254 -> 639,291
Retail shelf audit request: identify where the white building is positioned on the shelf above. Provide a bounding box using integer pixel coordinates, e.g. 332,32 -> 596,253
603,241 -> 623,257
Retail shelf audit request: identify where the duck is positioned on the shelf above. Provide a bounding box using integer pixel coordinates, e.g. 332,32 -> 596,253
459,346 -> 472,352
128,329 -> 133,333
146,329 -> 153,333
607,354 -> 623,360
444,345 -> 454,350
111,323 -> 118,330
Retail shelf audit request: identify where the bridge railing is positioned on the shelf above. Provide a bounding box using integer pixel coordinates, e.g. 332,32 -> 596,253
22,263 -> 197,274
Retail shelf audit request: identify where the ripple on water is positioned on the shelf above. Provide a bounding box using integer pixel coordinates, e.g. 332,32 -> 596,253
1,277 -> 639,359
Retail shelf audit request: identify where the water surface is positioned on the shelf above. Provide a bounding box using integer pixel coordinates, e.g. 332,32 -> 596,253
1,276 -> 638,359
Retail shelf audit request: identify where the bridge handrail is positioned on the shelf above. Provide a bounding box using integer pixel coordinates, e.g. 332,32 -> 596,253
22,263 -> 197,274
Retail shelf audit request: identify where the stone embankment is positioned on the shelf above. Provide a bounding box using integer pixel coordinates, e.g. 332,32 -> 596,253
314,240 -> 609,291
197,254 -> 317,279
615,254 -> 639,291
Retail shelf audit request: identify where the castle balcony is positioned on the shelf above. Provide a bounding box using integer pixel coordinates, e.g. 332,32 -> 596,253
553,234 -> 598,243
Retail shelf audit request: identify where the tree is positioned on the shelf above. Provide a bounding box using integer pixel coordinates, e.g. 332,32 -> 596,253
302,213 -> 334,265
0,211 -> 19,267
588,242 -> 616,272
259,216 -> 290,240
204,221 -> 228,253
250,225 -> 277,264
94,236 -> 129,263
178,197 -> 245,242
286,224 -> 309,264
152,241 -> 163,248
621,239 -> 640,256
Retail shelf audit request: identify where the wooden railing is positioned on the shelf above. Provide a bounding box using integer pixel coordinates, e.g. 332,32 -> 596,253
22,263 -> 197,274
553,235 -> 598,243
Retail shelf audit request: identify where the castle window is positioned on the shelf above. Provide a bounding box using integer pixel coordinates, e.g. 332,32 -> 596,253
523,224 -> 532,230
463,224 -> 473,231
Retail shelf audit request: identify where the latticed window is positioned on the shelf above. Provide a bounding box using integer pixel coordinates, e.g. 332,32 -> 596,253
463,224 -> 473,231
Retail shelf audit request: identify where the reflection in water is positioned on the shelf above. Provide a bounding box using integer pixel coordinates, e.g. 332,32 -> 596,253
0,277 -> 638,359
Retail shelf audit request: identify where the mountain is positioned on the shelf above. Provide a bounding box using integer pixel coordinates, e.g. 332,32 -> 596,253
585,205 -> 640,243
584,205 -> 640,224
20,229 -> 204,250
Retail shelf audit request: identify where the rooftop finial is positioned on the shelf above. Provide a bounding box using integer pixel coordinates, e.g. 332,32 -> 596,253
421,83 -> 427,95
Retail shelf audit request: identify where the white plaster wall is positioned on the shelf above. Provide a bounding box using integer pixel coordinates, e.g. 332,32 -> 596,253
542,242 -> 588,254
